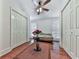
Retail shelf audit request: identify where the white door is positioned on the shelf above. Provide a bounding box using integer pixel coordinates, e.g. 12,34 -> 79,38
62,2 -> 71,54
15,11 -> 27,46
11,9 -> 28,49
70,0 -> 79,58
75,0 -> 79,58
11,10 -> 17,48
62,0 -> 79,58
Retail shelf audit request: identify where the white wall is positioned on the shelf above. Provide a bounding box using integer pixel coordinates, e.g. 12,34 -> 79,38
0,0 -> 2,52
32,19 -> 52,34
30,22 -> 37,38
31,17 -> 60,41
0,0 -> 11,56
0,0 -> 30,56
37,19 -> 52,34
52,17 -> 60,41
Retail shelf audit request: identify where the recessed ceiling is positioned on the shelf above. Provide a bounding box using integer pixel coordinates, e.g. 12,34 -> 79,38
11,0 -> 68,20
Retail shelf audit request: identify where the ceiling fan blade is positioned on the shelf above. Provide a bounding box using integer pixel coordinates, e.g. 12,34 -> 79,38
32,0 -> 39,6
43,0 -> 51,5
38,1 -> 42,5
42,8 -> 49,11
35,1 -> 42,10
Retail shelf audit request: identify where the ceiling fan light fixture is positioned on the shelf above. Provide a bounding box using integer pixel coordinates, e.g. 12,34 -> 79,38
36,9 -> 40,12
40,8 -> 42,12
36,8 -> 42,12
32,0 -> 51,15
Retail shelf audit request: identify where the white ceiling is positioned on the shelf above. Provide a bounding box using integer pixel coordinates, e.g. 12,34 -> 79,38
11,0 -> 68,20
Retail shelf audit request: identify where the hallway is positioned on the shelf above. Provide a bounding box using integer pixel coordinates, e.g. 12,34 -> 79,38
0,0 -> 79,59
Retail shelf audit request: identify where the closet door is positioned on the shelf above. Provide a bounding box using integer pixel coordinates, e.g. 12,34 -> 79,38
11,9 -> 28,49
62,3 -> 71,54
70,7 -> 77,57
11,10 -> 17,48
70,0 -> 79,58
15,11 -> 27,46
75,0 -> 79,58
62,8 -> 67,49
62,0 -> 79,58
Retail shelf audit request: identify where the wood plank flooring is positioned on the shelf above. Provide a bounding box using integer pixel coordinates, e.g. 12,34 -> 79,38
14,42 -> 50,59
0,43 -> 30,59
0,42 -> 71,59
50,42 -> 71,59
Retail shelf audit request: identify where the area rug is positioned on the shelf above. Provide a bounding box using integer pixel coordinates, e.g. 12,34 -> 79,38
14,42 -> 51,59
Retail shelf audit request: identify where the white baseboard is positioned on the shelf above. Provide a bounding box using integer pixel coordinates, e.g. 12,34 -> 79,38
0,41 -> 30,57
77,57 -> 79,59
70,52 -> 79,59
63,48 -> 78,59
11,40 -> 30,49
0,47 -> 11,57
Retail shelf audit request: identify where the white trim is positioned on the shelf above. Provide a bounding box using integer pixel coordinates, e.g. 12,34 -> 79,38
70,52 -> 78,59
11,41 -> 30,49
10,7 -> 29,18
63,47 -> 78,59
60,0 -> 71,47
11,8 -> 28,19
0,47 -> 11,57
0,41 -> 30,57
61,0 -> 71,12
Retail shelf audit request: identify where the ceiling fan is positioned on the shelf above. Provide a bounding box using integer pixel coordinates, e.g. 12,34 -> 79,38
32,0 -> 51,15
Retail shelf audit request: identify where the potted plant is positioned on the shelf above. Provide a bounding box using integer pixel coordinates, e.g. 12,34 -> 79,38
32,29 -> 42,51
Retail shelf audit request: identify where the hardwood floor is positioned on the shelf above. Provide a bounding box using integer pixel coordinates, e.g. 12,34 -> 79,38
14,42 -> 50,59
0,43 -> 30,59
0,42 -> 71,59
50,42 -> 71,59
